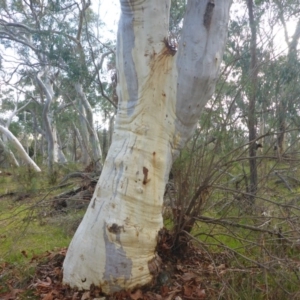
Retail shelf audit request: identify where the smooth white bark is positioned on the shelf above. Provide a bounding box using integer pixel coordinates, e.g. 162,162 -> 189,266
0,125 -> 41,172
36,73 -> 56,171
77,103 -> 90,165
63,0 -> 231,293
52,125 -> 67,163
36,72 -> 67,169
75,82 -> 102,169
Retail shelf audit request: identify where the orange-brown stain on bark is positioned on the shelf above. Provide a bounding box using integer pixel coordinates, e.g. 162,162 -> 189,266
142,47 -> 174,111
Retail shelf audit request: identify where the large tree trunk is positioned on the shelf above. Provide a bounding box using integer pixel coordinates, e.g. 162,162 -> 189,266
63,0 -> 231,293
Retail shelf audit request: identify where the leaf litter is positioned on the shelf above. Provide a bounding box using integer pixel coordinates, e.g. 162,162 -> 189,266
0,229 -> 232,300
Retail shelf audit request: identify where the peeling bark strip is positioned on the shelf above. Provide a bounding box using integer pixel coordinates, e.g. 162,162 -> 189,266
203,0 -> 215,30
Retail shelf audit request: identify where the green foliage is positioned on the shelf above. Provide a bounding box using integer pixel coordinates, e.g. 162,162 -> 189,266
169,0 -> 186,34
11,167 -> 41,193
7,121 -> 23,137
167,102 -> 300,297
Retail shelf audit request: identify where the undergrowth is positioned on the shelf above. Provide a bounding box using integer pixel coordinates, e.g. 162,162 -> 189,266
1,150 -> 300,299
0,164 -> 82,294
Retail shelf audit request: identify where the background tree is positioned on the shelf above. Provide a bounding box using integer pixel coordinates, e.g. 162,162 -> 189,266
246,0 -> 258,203
0,0 -> 116,172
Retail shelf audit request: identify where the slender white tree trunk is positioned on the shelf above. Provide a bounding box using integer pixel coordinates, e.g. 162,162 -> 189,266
75,82 -> 102,169
0,125 -> 41,172
73,124 -> 86,163
63,0 -> 231,293
76,104 -> 90,166
36,70 -> 68,169
52,125 -> 67,163
36,73 -> 56,171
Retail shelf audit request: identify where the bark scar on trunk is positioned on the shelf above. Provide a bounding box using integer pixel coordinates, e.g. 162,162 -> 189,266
163,36 -> 177,56
203,0 -> 215,30
143,166 -> 150,185
108,223 -> 125,234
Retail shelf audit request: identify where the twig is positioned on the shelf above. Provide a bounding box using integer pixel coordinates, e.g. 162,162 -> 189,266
274,171 -> 293,192
194,215 -> 292,243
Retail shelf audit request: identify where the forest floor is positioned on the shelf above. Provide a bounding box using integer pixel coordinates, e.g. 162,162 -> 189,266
0,232 -> 229,300
1,161 -> 300,299
0,179 -> 225,299
0,167 -> 231,300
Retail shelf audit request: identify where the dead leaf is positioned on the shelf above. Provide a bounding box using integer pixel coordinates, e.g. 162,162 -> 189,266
130,289 -> 143,300
176,265 -> 185,272
183,284 -> 193,297
207,264 -> 214,274
217,264 -> 226,270
180,272 -> 197,281
160,285 -> 169,297
81,291 -> 90,300
163,294 -> 176,300
195,288 -> 206,299
42,292 -> 54,300
145,292 -> 162,300
35,277 -> 52,288
21,250 -> 28,258
59,248 -> 67,256
31,251 -> 51,262
53,267 -> 61,276
1,288 -> 25,300
72,291 -> 79,300
1,292 -> 14,300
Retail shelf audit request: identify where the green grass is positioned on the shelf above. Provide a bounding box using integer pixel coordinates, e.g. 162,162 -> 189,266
0,165 -> 81,275
0,166 -> 82,297
0,198 -> 72,263
1,155 -> 300,299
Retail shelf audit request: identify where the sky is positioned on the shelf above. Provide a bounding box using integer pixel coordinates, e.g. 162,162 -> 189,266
1,1 -> 298,123
97,0 -> 120,40
97,0 -> 298,50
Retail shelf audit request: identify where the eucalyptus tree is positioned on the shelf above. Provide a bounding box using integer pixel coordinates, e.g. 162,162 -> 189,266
0,0 -> 113,171
50,1 -> 109,170
246,0 -> 259,202
0,0 -> 71,171
273,1 -> 300,156
63,0 -> 232,293
218,0 -> 298,201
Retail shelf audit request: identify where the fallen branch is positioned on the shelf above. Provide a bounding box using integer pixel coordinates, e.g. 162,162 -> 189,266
60,172 -> 99,185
